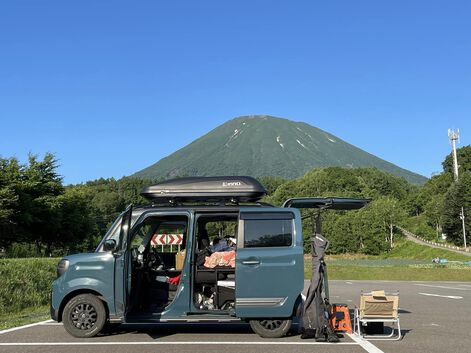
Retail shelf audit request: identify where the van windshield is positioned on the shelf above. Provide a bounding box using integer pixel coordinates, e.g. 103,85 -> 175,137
96,212 -> 140,252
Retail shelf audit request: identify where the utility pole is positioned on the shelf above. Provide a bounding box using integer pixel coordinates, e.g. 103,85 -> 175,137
448,129 -> 467,249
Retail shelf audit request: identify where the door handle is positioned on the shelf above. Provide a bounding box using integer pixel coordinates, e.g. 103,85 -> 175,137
242,260 -> 260,265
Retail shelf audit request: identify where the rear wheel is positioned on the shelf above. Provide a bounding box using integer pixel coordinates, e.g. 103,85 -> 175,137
62,294 -> 107,338
249,318 -> 292,338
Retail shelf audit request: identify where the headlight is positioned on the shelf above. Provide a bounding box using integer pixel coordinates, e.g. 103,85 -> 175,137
56,259 -> 69,278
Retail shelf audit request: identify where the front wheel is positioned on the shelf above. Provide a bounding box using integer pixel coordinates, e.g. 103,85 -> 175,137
249,318 -> 292,338
62,294 -> 107,338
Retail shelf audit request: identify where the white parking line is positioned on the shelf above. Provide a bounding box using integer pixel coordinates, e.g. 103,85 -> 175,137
0,320 -> 53,335
0,341 -> 358,346
414,284 -> 471,291
418,292 -> 463,300
0,319 -> 385,352
347,333 -> 385,353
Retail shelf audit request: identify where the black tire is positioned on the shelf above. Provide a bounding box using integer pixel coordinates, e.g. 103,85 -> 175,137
62,294 -> 107,338
249,318 -> 292,338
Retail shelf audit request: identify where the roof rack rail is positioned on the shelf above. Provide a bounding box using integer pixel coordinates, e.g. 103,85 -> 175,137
145,200 -> 274,208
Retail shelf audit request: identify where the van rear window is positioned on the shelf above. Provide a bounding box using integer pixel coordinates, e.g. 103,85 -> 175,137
244,219 -> 293,248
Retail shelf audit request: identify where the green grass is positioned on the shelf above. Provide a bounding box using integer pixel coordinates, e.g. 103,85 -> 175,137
0,258 -> 58,327
325,266 -> 471,281
381,239 -> 471,261
304,239 -> 471,281
305,262 -> 471,281
0,305 -> 50,330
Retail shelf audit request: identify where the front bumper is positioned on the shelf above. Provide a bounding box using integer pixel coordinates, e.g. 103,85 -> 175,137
50,279 -> 61,322
50,303 -> 59,321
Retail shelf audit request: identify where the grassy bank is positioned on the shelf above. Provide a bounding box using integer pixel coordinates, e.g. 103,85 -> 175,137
304,239 -> 471,281
326,265 -> 471,281
325,239 -> 471,262
0,258 -> 58,330
305,261 -> 471,281
0,305 -> 50,330
381,239 -> 471,261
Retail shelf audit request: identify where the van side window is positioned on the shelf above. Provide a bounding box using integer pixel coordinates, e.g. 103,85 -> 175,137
244,218 -> 293,248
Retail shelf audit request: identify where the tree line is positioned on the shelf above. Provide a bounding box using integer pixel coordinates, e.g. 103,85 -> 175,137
267,146 -> 471,254
1,147 -> 470,257
0,153 -> 156,256
265,168 -> 410,254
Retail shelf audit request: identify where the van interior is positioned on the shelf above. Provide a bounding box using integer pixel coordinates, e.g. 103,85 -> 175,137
127,213 -> 238,316
193,214 -> 237,312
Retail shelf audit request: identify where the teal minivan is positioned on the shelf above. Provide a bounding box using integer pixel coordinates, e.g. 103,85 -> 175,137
51,176 -> 366,338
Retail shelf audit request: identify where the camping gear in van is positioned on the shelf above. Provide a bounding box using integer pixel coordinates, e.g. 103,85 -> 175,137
175,250 -> 185,270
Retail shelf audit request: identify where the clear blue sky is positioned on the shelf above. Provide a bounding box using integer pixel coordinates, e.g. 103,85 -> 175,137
1,0 -> 470,184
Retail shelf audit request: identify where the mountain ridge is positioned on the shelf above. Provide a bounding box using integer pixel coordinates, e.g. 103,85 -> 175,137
133,115 -> 427,184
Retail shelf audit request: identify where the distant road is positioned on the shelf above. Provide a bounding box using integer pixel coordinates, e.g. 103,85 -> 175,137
397,226 -> 471,257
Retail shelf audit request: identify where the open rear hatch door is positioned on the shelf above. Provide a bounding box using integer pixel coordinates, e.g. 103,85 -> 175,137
282,197 -> 370,210
282,197 -> 369,337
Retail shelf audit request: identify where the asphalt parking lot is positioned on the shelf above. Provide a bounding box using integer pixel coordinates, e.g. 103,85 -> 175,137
1,280 -> 470,353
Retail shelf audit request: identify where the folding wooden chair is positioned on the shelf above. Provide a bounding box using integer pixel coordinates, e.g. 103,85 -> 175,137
353,290 -> 401,340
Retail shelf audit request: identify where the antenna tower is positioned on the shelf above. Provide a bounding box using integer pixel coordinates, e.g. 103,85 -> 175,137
448,129 -> 460,180
448,128 -> 466,249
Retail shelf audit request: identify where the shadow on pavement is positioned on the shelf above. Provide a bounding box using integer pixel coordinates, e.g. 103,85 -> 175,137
97,322 -> 254,339
97,322 -> 306,340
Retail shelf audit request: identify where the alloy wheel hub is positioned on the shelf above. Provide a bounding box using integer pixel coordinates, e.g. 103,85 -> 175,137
71,303 -> 97,330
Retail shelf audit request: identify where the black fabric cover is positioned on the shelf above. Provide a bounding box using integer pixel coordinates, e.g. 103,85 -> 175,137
302,233 -> 330,334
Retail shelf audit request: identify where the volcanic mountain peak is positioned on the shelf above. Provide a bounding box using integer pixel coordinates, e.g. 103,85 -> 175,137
133,115 -> 426,184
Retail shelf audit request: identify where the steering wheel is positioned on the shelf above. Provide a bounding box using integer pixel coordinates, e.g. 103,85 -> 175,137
147,248 -> 164,270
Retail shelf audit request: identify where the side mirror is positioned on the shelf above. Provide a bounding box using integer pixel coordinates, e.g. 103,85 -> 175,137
103,239 -> 117,252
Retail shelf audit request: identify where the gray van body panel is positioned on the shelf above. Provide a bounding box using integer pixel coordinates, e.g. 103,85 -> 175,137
52,206 -> 304,322
51,252 -> 117,319
236,207 -> 304,318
